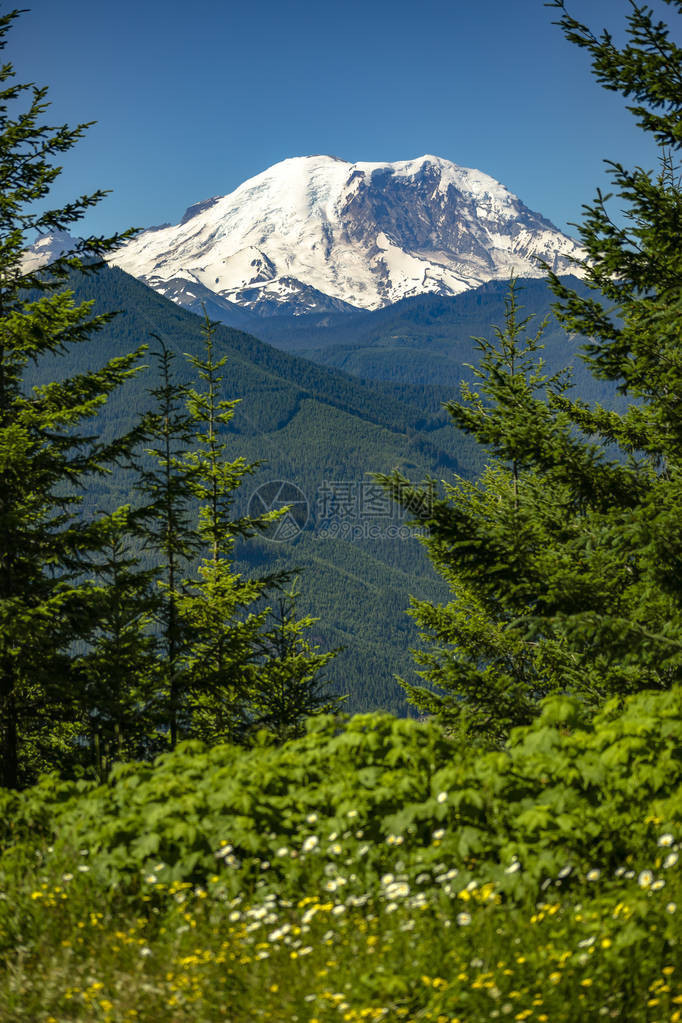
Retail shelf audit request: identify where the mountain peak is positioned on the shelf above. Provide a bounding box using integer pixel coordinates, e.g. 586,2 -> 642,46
110,155 -> 582,317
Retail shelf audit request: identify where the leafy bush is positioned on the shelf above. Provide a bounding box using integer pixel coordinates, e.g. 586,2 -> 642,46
1,691 -> 681,1021
2,687 -> 680,901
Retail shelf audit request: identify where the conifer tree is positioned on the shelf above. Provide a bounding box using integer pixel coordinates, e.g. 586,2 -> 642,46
176,314 -> 280,744
134,341 -> 198,748
0,10 -> 144,787
247,580 -> 340,742
379,0 -> 682,738
382,282 -> 570,740
76,508 -> 158,778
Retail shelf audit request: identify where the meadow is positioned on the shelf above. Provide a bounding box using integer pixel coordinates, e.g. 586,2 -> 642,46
1,687 -> 680,1022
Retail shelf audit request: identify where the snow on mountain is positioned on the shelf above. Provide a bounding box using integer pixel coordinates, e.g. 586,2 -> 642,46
21,229 -> 78,274
110,154 -> 583,317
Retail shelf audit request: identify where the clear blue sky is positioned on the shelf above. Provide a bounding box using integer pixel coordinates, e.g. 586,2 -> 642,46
9,0 -> 675,239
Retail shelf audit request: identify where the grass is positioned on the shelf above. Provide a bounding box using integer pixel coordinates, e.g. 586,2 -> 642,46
1,825 -> 680,1022
2,693 -> 681,1021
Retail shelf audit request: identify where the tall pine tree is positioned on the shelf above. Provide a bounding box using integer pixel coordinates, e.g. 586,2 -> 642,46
379,0 -> 682,739
134,340 -> 198,749
0,10 -> 144,787
76,507 -> 159,778
177,314 -> 280,744
247,580 -> 340,742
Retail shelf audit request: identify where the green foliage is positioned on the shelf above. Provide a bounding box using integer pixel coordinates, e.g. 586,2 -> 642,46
386,284 -> 572,740
3,685 -> 680,900
380,0 -> 682,739
175,313 -> 283,743
247,580 -> 341,742
75,507 -> 160,776
133,339 -> 198,749
44,263 -> 462,715
0,11 -> 145,788
0,688 -> 681,1020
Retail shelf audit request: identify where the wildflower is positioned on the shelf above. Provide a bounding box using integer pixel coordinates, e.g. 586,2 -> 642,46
276,847 -> 289,857
347,809 -> 358,819
385,881 -> 410,899
664,851 -> 679,869
62,873 -> 73,882
437,791 -> 448,804
306,813 -> 318,824
302,835 -> 319,853
558,865 -> 572,879
658,834 -> 675,847
215,844 -> 234,859
586,868 -> 600,881
329,842 -> 342,855
666,902 -> 677,914
651,879 -> 666,891
386,834 -> 404,846
638,870 -> 654,889
144,874 -> 157,884
140,947 -> 152,957
505,860 -> 521,874
456,912 -> 472,926
433,828 -> 445,840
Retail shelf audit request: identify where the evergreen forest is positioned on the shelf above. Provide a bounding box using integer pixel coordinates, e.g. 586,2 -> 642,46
1,3 -> 682,1021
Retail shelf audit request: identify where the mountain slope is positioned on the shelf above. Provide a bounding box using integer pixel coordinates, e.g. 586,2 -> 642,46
109,154 -> 583,317
33,266 -> 484,714
249,276 -> 616,404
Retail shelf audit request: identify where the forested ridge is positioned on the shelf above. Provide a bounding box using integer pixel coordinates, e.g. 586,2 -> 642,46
2,3 -> 682,1021
25,261 -> 484,724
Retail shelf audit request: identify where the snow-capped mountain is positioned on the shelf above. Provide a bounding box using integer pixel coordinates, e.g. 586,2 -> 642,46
20,229 -> 77,275
113,155 -> 582,316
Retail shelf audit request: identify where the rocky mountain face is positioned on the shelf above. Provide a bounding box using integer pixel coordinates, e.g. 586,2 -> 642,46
107,155 -> 583,317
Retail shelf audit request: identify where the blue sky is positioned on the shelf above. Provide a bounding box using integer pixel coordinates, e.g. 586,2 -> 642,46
10,0 -> 672,239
